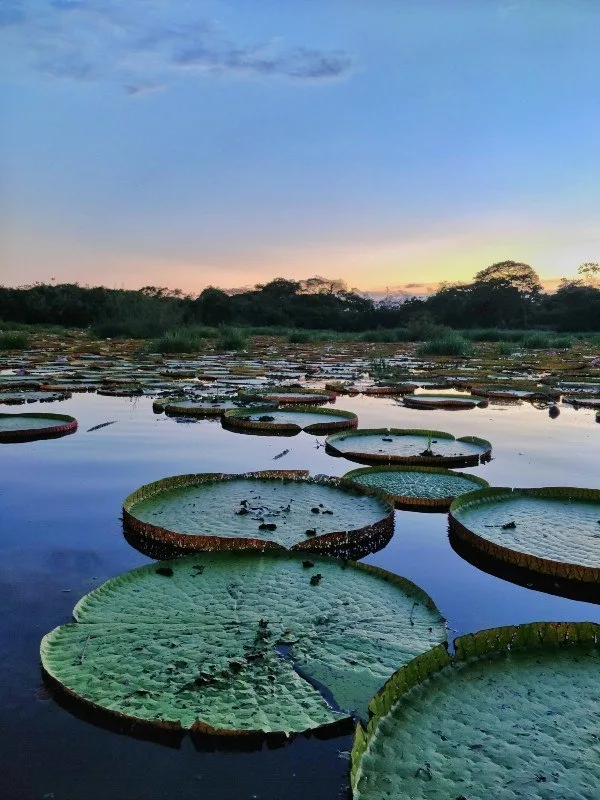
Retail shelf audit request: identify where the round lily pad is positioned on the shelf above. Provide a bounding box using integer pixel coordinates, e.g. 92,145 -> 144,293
239,388 -> 335,405
351,621 -> 600,799
344,466 -> 489,511
562,396 -> 600,409
402,393 -> 488,410
164,399 -> 249,417
326,429 -> 492,467
0,390 -> 71,405
123,470 -> 394,555
222,406 -> 358,436
0,412 -> 78,443
450,487 -> 600,583
471,386 -> 554,401
41,551 -> 447,737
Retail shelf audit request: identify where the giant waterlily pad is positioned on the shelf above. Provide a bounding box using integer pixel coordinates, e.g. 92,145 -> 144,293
239,387 -> 335,405
123,471 -> 393,555
402,393 -> 488,410
352,621 -> 600,799
326,429 -> 492,467
0,412 -> 78,443
164,399 -> 250,417
41,552 -> 446,737
450,487 -> 600,583
222,406 -> 358,436
344,466 -> 489,511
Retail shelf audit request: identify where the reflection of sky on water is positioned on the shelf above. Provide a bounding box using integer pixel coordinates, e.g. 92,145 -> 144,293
0,392 -> 598,799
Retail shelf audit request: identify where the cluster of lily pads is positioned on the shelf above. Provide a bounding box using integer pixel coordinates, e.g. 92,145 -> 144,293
3,332 -> 599,795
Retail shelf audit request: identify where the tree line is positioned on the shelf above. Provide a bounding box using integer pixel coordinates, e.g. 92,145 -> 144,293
0,263 -> 598,336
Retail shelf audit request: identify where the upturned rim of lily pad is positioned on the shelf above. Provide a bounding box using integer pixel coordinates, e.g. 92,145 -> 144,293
0,412 -> 78,443
449,486 -> 600,583
123,470 -> 394,557
350,620 -> 600,794
325,428 -> 492,467
343,465 -> 489,511
222,405 -> 358,436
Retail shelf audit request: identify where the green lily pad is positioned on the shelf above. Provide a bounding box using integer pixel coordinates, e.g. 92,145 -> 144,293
344,466 -> 489,510
41,552 -> 446,736
223,406 -> 358,435
352,622 -> 600,799
402,393 -> 488,409
164,399 -> 245,417
450,487 -> 600,583
0,412 -> 78,443
123,471 -> 393,554
326,429 -> 492,467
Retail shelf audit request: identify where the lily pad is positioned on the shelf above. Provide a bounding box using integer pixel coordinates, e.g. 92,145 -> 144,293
402,393 -> 488,410
164,399 -> 248,417
123,471 -> 394,555
41,551 -> 446,737
352,621 -> 600,799
222,406 -> 358,436
450,487 -> 600,583
344,466 -> 489,511
0,412 -> 78,443
326,429 -> 492,467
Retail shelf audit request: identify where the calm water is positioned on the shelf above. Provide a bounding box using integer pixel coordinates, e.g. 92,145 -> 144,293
1,393 -> 598,800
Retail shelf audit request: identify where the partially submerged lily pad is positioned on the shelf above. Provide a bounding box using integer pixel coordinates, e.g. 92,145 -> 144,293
222,406 -> 358,436
41,551 -> 446,737
326,429 -> 492,467
0,412 -> 78,443
164,399 -> 248,417
344,466 -> 489,511
123,471 -> 394,555
450,486 -> 600,583
352,621 -> 600,799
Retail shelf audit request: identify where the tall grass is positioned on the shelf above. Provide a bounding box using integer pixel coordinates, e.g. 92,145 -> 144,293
417,332 -> 473,357
0,331 -> 30,350
215,327 -> 248,352
150,327 -> 214,353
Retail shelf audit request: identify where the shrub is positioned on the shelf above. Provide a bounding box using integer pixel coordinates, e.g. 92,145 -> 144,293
417,332 -> 473,357
151,329 -> 207,353
287,330 -> 313,344
496,342 -> 516,356
0,331 -> 30,350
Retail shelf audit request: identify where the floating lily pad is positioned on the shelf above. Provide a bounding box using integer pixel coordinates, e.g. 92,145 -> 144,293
344,466 -> 489,511
562,396 -> 600,409
239,387 -> 335,405
402,393 -> 488,410
326,429 -> 492,467
471,386 -> 556,401
164,399 -> 251,417
41,551 -> 446,737
450,487 -> 600,583
0,412 -> 78,443
222,406 -> 358,436
352,621 -> 600,799
123,471 -> 393,555
0,390 -> 71,405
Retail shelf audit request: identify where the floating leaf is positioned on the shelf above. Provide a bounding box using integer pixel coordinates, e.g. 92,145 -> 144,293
41,552 -> 447,737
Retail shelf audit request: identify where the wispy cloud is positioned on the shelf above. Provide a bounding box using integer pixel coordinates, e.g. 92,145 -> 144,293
0,0 -> 355,93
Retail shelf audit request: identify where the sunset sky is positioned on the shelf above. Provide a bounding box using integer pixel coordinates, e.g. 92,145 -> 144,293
2,0 -> 599,295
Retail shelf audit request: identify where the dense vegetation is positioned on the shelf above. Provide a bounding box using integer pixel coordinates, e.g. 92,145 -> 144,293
1,262 -> 598,339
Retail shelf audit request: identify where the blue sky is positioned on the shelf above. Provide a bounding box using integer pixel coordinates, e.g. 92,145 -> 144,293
1,0 -> 599,293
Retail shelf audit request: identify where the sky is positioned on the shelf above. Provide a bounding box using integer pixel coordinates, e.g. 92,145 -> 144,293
1,0 -> 600,295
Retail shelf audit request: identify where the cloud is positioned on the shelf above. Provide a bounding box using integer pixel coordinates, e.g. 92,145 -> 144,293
0,0 -> 355,93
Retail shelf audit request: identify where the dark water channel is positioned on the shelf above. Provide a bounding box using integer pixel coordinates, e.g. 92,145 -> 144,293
1,393 -> 598,800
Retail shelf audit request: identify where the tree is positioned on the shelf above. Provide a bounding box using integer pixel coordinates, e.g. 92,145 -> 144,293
194,287 -> 232,325
578,262 -> 600,285
474,261 -> 542,296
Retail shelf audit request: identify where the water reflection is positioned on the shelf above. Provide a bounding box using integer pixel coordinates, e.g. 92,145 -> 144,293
0,391 -> 598,800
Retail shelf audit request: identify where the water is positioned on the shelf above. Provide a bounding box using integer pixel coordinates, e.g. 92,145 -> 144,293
1,392 -> 598,800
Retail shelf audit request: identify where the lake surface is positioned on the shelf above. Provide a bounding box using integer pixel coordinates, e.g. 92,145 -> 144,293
1,392 -> 598,800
